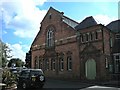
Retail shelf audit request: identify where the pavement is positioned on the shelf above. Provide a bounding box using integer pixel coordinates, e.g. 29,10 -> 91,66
0,83 -> 17,90
0,83 -> 6,90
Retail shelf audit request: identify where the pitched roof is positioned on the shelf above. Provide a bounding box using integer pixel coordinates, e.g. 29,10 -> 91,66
31,7 -> 78,47
106,19 -> 120,33
40,7 -> 61,24
75,16 -> 98,30
41,7 -> 78,28
62,16 -> 79,29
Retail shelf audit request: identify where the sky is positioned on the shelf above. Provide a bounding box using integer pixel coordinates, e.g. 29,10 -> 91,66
0,0 -> 119,61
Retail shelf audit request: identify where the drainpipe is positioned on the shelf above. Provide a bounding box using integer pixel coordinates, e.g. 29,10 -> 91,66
76,31 -> 81,79
101,26 -> 105,54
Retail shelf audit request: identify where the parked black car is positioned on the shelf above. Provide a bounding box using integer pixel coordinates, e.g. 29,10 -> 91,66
17,69 -> 45,89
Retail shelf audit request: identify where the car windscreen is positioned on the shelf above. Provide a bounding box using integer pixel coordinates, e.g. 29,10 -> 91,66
10,68 -> 16,71
20,70 -> 30,77
9,68 -> 17,73
30,70 -> 43,76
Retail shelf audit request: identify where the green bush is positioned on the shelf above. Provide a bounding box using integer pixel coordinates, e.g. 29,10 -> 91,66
2,68 -> 17,87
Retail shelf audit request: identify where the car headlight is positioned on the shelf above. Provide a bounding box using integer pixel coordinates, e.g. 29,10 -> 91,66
31,76 -> 36,81
40,76 -> 44,81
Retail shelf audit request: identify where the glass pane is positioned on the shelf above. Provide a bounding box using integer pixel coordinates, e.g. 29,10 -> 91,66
31,71 -> 42,76
115,55 -> 119,59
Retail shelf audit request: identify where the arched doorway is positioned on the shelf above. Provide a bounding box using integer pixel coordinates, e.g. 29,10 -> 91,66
85,59 -> 96,80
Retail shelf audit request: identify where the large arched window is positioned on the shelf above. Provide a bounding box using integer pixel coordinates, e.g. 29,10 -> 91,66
46,27 -> 54,47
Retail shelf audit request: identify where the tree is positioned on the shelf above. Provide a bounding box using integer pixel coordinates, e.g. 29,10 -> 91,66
0,40 -> 12,67
8,58 -> 24,67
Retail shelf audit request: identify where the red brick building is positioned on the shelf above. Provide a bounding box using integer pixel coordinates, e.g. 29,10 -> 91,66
107,20 -> 120,80
29,7 -> 120,80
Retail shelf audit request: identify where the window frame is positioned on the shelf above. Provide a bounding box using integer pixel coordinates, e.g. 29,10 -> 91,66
90,32 -> 93,41
81,34 -> 84,43
39,57 -> 43,69
67,56 -> 72,71
105,57 -> 108,68
46,27 -> 54,47
44,58 -> 49,71
113,53 -> 120,73
51,58 -> 55,71
110,37 -> 113,47
46,59 -> 49,70
34,56 -> 39,69
85,33 -> 89,42
95,31 -> 98,40
59,53 -> 64,71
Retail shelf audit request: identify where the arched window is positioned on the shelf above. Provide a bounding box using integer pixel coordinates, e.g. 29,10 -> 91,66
51,58 -> 55,71
59,53 -> 64,71
95,31 -> 98,40
86,33 -> 89,42
45,58 -> 49,70
81,35 -> 84,43
67,56 -> 72,71
34,56 -> 38,69
67,51 -> 72,71
46,27 -> 54,47
90,32 -> 93,41
39,57 -> 43,69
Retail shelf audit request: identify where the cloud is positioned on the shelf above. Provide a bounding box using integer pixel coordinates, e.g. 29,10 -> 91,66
34,0 -> 47,5
78,14 -> 117,26
93,14 -> 117,25
0,0 -> 47,38
3,30 -> 7,34
47,0 -> 118,2
6,43 -> 28,61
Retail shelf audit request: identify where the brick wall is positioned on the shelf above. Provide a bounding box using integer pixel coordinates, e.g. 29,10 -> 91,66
30,7 -> 115,80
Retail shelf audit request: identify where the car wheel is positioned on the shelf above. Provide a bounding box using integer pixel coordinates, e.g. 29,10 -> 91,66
22,82 -> 27,89
38,85 -> 44,89
17,84 -> 21,89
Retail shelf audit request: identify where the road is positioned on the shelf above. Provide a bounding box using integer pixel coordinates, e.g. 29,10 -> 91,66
43,78 -> 119,90
4,78 -> 120,90
43,78 -> 93,89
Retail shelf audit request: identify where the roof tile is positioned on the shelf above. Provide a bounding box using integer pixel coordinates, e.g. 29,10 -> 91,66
75,16 -> 97,30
